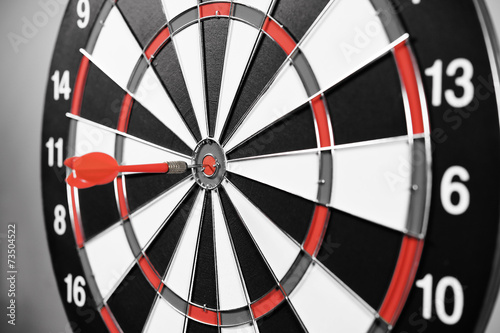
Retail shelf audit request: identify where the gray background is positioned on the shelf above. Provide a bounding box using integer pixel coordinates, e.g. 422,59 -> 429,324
1,0 -> 500,332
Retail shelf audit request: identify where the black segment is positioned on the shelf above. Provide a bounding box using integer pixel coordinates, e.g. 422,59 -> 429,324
202,18 -> 230,137
118,0 -> 166,47
227,103 -> 317,159
272,0 -> 330,41
219,187 -> 277,302
107,265 -> 157,333
146,187 -> 198,277
185,319 -> 218,333
317,209 -> 402,309
127,99 -> 192,156
79,183 -> 121,240
125,174 -> 188,213
80,63 -> 123,129
154,41 -> 202,141
325,54 -> 407,145
226,173 -> 314,244
257,302 -> 305,333
190,192 -> 218,308
221,37 -> 287,143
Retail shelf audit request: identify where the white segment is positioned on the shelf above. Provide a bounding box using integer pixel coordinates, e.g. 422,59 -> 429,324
222,324 -> 256,333
90,6 -> 143,89
164,190 -> 204,299
331,140 -> 411,232
224,182 -> 300,280
85,224 -> 134,298
213,192 -> 248,310
233,0 -> 273,13
121,137 -> 190,166
171,24 -> 208,138
74,122 -> 116,157
224,63 -> 308,151
145,297 -> 185,333
227,152 -> 320,203
129,179 -> 194,248
133,66 -> 197,150
215,20 -> 261,141
161,0 -> 197,21
301,0 -> 391,90
290,264 -> 374,333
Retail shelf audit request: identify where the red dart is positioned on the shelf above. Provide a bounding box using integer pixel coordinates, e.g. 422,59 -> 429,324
64,152 -> 187,189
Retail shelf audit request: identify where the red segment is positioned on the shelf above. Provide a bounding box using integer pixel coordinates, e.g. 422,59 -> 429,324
100,306 -> 121,333
303,205 -> 330,256
394,43 -> 425,135
116,176 -> 129,220
71,56 -> 90,116
251,288 -> 285,319
202,155 -> 217,176
188,304 -> 220,325
145,27 -> 170,60
379,236 -> 424,325
117,94 -> 133,132
138,256 -> 162,290
311,95 -> 332,147
199,2 -> 231,18
70,186 -> 85,248
262,18 -> 296,55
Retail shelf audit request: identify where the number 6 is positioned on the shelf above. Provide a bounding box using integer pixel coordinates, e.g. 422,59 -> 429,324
440,166 -> 470,215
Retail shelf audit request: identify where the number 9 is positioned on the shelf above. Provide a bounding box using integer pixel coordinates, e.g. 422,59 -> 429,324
77,0 -> 90,29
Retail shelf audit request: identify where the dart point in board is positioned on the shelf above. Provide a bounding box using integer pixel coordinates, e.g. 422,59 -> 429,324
63,152 -> 215,189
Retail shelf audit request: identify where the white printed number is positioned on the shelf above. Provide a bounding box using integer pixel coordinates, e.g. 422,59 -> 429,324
64,274 -> 86,307
77,0 -> 90,29
440,166 -> 470,215
54,205 -> 67,235
425,59 -> 474,108
51,70 -> 72,101
46,137 -> 64,168
416,274 -> 464,325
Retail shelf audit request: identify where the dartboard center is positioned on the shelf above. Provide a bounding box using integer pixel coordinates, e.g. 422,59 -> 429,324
192,139 -> 226,190
202,155 -> 218,177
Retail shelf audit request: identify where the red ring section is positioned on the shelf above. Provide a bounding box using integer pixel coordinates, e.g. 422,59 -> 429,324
68,3 -> 428,329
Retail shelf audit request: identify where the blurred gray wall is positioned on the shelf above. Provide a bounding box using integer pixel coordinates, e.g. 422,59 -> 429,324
0,0 -> 499,332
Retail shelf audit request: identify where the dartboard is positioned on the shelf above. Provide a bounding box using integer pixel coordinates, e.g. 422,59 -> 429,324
41,0 -> 500,332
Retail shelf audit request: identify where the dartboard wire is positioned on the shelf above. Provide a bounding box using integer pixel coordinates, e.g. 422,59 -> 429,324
127,179 -> 196,254
210,191 -> 222,333
79,48 -> 199,150
141,293 -> 166,333
214,190 -> 261,333
183,190 -> 211,331
160,2 -> 209,140
219,0 -> 339,149
220,182 -> 310,332
65,113 -> 191,160
223,33 -> 410,154
403,43 -> 433,239
197,0 -> 212,139
226,135 -> 424,163
108,3 -> 202,144
222,177 -> 380,317
83,182 -> 195,306
214,0 -> 280,142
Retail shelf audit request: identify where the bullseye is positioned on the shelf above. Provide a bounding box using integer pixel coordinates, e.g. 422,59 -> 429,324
192,139 -> 226,190
202,155 -> 218,177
